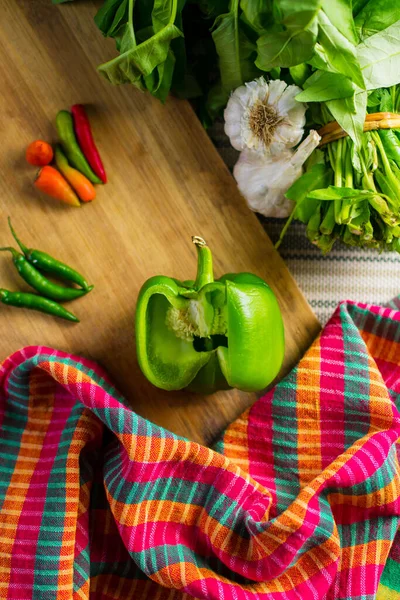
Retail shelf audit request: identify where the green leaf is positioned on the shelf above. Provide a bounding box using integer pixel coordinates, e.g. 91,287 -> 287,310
211,3 -> 259,104
378,89 -> 393,112
306,148 -> 325,168
317,11 -> 365,89
152,0 -> 184,33
289,63 -> 311,86
321,0 -> 357,44
327,90 -> 367,149
307,186 -> 375,200
274,0 -> 322,30
144,50 -> 176,102
52,0 -> 74,3
285,163 -> 332,222
367,88 -> 384,109
98,23 -> 183,86
354,0 -> 400,40
95,0 -> 128,37
357,21 -> 400,90
296,70 -> 355,102
256,26 -> 317,69
256,0 -> 321,69
240,0 -> 272,32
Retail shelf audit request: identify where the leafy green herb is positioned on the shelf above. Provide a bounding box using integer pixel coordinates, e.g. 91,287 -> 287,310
307,186 -> 376,200
357,21 -> 400,90
289,64 -> 311,86
326,91 -> 367,149
296,71 -> 355,102
240,0 -> 272,32
256,26 -> 317,70
256,0 -> 322,69
354,0 -> 400,41
316,11 -> 364,89
285,163 -> 332,222
321,0 -> 357,45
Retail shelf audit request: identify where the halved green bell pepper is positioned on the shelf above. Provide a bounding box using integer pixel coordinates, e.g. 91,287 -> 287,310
135,237 -> 285,394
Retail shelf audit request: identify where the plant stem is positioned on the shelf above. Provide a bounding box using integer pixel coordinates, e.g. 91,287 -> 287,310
341,138 -> 353,223
327,142 -> 335,171
170,0 -> 178,24
334,138 -> 343,223
275,204 -> 297,250
128,0 -> 136,46
320,202 -> 335,235
372,131 -> 393,176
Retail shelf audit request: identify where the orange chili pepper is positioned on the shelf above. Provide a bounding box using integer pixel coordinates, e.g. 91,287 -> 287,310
34,166 -> 80,207
26,140 -> 54,167
55,146 -> 96,202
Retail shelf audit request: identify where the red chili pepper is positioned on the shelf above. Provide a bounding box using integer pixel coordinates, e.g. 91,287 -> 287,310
71,104 -> 107,183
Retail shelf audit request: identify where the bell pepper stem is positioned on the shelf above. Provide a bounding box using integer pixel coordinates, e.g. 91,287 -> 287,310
192,236 -> 214,290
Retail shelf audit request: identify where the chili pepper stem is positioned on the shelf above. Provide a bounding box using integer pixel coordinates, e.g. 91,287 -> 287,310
192,237 -> 214,290
8,218 -> 28,255
0,247 -> 18,258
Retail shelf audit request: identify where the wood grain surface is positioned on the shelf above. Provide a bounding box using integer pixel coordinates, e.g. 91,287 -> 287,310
0,0 -> 320,445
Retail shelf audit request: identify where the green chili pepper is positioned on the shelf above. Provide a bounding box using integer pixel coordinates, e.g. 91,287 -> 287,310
0,289 -> 79,322
0,247 -> 93,302
135,237 -> 284,394
56,111 -> 102,185
8,218 -> 91,291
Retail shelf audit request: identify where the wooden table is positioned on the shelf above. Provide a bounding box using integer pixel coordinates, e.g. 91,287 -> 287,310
0,0 -> 320,445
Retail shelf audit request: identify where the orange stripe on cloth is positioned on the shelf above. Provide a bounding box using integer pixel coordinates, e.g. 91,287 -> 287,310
361,331 -> 400,366
327,474 -> 400,509
340,540 -> 392,571
295,341 -> 322,487
219,413 -> 250,472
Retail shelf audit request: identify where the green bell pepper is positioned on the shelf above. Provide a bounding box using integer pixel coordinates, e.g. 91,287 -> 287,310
135,237 -> 285,394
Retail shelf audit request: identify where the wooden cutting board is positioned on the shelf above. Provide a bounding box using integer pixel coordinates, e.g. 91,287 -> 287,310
0,0 -> 320,444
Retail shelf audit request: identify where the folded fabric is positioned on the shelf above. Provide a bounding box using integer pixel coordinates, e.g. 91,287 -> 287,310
0,300 -> 399,599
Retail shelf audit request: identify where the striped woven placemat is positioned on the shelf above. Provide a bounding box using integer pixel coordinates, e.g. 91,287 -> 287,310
210,120 -> 400,324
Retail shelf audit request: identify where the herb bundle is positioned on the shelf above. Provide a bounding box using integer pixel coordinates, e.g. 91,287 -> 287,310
54,0 -> 400,252
283,87 -> 400,253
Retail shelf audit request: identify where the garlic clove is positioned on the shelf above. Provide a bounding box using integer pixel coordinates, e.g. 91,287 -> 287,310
266,79 -> 287,105
274,123 -> 304,147
232,131 -> 321,219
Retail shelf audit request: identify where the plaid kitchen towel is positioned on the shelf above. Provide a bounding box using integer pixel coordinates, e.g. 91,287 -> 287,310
0,300 -> 400,599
